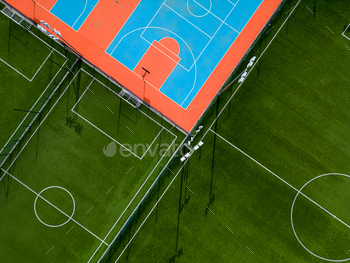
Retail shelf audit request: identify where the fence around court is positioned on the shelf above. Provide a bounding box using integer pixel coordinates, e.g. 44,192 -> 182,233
0,3 -> 79,170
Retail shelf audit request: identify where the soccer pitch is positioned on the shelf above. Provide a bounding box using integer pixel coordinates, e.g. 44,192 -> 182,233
99,0 -> 350,262
0,5 -> 186,261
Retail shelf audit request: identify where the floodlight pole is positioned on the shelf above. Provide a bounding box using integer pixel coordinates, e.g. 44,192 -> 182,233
32,0 -> 36,19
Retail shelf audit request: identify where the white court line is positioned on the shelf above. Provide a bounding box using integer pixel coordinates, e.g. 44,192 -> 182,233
97,2 -> 304,262
125,126 -> 134,134
86,206 -> 94,215
140,128 -> 163,159
1,168 -> 109,246
66,226 -> 74,234
306,6 -> 314,15
286,6 -> 295,14
246,246 -> 254,254
206,86 -> 215,94
72,0 -> 88,28
89,137 -> 177,263
226,226 -> 234,235
186,186 -> 194,194
347,46 -> 350,51
46,246 -> 54,254
210,129 -> 350,232
0,49 -> 53,82
191,0 -> 240,34
164,4 -> 212,39
106,186 -> 114,195
326,26 -> 334,34
179,3 -> 237,106
106,106 -> 114,114
186,106 -> 194,115
266,26 -> 274,35
206,206 -> 214,214
126,166 -> 134,174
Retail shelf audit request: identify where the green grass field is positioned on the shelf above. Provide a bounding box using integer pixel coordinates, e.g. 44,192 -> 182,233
2,0 -> 350,262
101,0 -> 350,262
0,7 -> 185,261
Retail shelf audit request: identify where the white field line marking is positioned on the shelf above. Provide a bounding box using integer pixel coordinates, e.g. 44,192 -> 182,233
126,126 -> 134,134
246,246 -> 254,254
79,69 -> 176,137
192,0 -> 239,33
0,58 -> 68,159
167,167 -> 174,174
30,50 -> 53,81
111,161 -> 188,263
186,106 -> 194,115
206,206 -> 214,214
89,88 -> 94,94
46,246 -> 54,254
72,0 -> 88,28
265,26 -> 274,35
226,226 -> 234,235
306,6 -> 314,15
179,3 -> 238,106
209,129 -> 350,231
165,125 -> 174,135
180,0 -> 267,107
90,137 -> 178,263
326,26 -> 334,34
1,169 -> 108,246
164,4 -> 212,39
72,71 -> 175,161
226,64 -> 236,75
106,186 -> 114,195
0,59 -> 75,180
140,128 -> 163,159
202,0 -> 302,141
186,186 -> 194,195
86,206 -> 94,215
126,166 -> 134,174
286,6 -> 295,14
346,250 -> 350,254
96,3 -> 303,261
206,86 -> 215,94
66,226 -> 74,234
106,106 -> 114,114
346,46 -> 350,51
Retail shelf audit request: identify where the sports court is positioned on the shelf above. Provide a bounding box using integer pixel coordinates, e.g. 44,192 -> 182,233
6,0 -> 283,132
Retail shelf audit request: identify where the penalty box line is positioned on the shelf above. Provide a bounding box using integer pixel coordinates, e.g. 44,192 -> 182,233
209,129 -> 350,231
88,135 -> 178,263
81,69 -> 177,138
71,69 -> 173,160
0,168 -> 109,246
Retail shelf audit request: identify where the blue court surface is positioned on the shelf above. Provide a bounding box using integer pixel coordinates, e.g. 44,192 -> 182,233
50,0 -> 99,31
50,0 -> 263,109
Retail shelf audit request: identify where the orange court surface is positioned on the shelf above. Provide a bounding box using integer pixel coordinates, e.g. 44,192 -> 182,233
4,0 -> 283,132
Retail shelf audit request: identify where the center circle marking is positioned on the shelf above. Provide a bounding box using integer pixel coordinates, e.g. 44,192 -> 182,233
291,173 -> 350,262
34,186 -> 75,228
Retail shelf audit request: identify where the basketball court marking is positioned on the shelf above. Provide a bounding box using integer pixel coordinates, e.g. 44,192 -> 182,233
1,168 -> 109,246
50,0 -> 100,31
